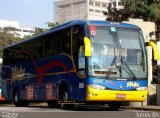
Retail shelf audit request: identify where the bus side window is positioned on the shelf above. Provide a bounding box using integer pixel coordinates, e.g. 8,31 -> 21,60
59,28 -> 71,55
78,46 -> 85,76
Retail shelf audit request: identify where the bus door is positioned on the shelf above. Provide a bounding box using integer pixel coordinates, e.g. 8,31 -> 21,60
72,26 -> 86,100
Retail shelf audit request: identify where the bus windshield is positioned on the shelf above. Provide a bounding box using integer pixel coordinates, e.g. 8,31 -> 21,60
88,26 -> 147,80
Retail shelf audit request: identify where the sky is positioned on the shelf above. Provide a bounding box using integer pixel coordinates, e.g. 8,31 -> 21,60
0,0 -> 55,28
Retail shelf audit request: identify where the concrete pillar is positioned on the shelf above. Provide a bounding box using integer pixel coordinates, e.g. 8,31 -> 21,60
147,46 -> 153,86
157,85 -> 160,105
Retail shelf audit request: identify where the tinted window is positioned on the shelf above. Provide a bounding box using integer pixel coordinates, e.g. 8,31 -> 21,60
72,25 -> 85,75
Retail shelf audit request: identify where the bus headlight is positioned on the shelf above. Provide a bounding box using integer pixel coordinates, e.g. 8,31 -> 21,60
89,84 -> 106,90
136,87 -> 147,91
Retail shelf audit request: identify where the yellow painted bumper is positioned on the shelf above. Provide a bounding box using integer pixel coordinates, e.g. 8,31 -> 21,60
86,85 -> 148,102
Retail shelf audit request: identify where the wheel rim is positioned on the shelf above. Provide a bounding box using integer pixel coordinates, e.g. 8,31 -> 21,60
14,92 -> 18,104
63,91 -> 68,101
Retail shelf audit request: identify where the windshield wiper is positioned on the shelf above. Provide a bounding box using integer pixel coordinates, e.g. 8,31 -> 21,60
105,50 -> 117,79
120,56 -> 137,80
106,55 -> 137,80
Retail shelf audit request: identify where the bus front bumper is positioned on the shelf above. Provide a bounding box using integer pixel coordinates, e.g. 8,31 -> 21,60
86,85 -> 148,102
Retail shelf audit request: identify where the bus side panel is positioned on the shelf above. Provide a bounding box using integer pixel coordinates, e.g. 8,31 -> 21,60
60,72 -> 86,101
2,54 -> 87,101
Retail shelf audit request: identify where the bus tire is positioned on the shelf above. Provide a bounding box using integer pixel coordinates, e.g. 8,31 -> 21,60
59,86 -> 73,109
108,102 -> 121,111
62,90 -> 69,102
59,83 -> 68,102
13,90 -> 29,107
47,100 -> 59,108
61,90 -> 73,109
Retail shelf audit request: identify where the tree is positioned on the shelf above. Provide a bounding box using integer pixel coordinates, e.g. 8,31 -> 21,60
104,4 -> 121,21
33,27 -> 46,35
45,22 -> 59,29
33,22 -> 60,35
105,0 -> 160,38
0,27 -> 20,57
149,3 -> 160,38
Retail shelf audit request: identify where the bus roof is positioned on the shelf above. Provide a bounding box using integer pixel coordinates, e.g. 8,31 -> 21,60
87,20 -> 140,29
49,20 -> 140,30
5,20 -> 140,49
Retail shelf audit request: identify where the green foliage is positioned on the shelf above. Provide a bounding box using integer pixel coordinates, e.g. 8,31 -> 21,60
0,27 -> 20,57
33,27 -> 46,35
0,31 -> 16,47
104,5 -> 123,22
149,3 -> 160,20
33,22 -> 60,35
106,0 -> 160,37
45,21 -> 59,29
106,0 -> 160,21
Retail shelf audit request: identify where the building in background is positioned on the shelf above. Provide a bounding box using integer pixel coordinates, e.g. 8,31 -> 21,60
54,0 -> 123,24
0,19 -> 35,38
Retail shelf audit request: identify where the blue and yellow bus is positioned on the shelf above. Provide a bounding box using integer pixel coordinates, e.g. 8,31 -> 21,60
0,58 -> 4,101
1,20 -> 148,110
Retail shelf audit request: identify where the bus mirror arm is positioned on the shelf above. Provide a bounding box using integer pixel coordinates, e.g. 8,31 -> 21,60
84,37 -> 92,57
146,40 -> 160,60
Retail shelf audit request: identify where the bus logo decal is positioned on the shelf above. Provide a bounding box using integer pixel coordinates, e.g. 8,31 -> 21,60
12,66 -> 25,81
127,81 -> 139,88
90,25 -> 96,35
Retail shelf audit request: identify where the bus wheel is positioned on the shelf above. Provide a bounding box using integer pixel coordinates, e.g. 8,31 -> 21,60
61,90 -> 69,107
60,90 -> 73,109
13,90 -> 29,107
62,91 -> 69,102
47,100 -> 59,108
108,102 -> 121,111
13,90 -> 20,106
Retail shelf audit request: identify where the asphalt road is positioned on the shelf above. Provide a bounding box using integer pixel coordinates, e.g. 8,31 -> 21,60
0,104 -> 160,118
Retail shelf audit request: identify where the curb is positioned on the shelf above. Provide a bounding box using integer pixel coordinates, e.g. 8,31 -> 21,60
121,106 -> 160,111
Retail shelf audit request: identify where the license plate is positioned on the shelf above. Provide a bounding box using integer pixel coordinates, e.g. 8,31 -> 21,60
116,94 -> 126,99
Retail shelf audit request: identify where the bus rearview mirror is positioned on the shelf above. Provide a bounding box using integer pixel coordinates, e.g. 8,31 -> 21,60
84,37 -> 91,57
147,40 -> 160,60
